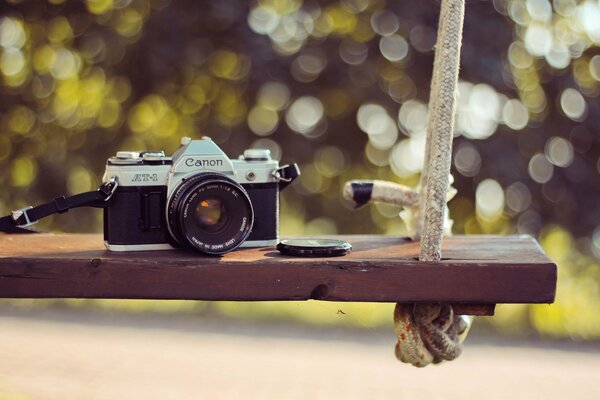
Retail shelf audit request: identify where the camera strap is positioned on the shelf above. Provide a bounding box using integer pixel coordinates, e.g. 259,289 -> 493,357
1,164 -> 300,234
0,178 -> 118,234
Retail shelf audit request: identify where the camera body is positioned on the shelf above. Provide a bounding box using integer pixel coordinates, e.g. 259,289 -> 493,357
102,137 -> 298,254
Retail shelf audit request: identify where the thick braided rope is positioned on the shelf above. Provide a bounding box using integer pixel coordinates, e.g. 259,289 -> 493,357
419,0 -> 465,262
415,0 -> 447,240
393,0 -> 468,367
394,304 -> 471,367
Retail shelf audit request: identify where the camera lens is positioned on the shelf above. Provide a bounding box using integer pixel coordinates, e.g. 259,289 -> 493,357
167,173 -> 254,254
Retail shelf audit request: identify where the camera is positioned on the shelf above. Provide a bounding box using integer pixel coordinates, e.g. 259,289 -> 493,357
102,137 -> 299,255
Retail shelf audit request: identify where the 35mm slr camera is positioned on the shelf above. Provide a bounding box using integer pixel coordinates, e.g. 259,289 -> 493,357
102,137 -> 299,255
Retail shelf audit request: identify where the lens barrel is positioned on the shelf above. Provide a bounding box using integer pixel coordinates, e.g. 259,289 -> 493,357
167,173 -> 254,254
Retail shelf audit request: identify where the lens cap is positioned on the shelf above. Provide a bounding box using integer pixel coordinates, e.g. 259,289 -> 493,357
277,239 -> 352,257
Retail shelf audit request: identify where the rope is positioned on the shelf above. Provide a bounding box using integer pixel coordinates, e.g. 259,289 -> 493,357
394,304 -> 472,367
342,180 -> 419,208
393,0 -> 469,367
342,0 -> 468,367
419,0 -> 465,262
415,0 -> 446,241
342,180 -> 455,238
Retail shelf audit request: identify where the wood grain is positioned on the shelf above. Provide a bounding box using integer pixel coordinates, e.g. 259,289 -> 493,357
0,234 -> 556,315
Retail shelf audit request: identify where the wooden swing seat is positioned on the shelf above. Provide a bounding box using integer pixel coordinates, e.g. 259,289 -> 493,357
0,234 -> 556,316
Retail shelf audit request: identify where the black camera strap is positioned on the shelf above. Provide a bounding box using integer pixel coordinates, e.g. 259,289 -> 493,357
1,164 -> 299,234
0,179 -> 118,234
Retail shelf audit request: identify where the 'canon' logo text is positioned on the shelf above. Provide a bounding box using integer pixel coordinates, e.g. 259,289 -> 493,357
185,158 -> 223,168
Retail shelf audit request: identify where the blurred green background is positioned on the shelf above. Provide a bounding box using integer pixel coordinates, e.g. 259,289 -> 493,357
0,0 -> 599,339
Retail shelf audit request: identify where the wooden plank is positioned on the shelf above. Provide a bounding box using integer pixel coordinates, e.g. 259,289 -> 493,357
0,234 -> 556,311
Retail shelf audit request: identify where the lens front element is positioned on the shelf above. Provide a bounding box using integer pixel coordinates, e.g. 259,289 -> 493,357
167,173 -> 254,254
195,198 -> 226,230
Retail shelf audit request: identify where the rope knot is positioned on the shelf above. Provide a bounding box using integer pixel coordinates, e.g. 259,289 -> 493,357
393,303 -> 471,367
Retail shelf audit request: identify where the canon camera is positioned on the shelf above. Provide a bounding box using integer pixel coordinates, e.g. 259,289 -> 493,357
102,137 -> 299,255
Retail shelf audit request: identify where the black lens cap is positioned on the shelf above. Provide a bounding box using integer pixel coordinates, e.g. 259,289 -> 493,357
277,239 -> 352,257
